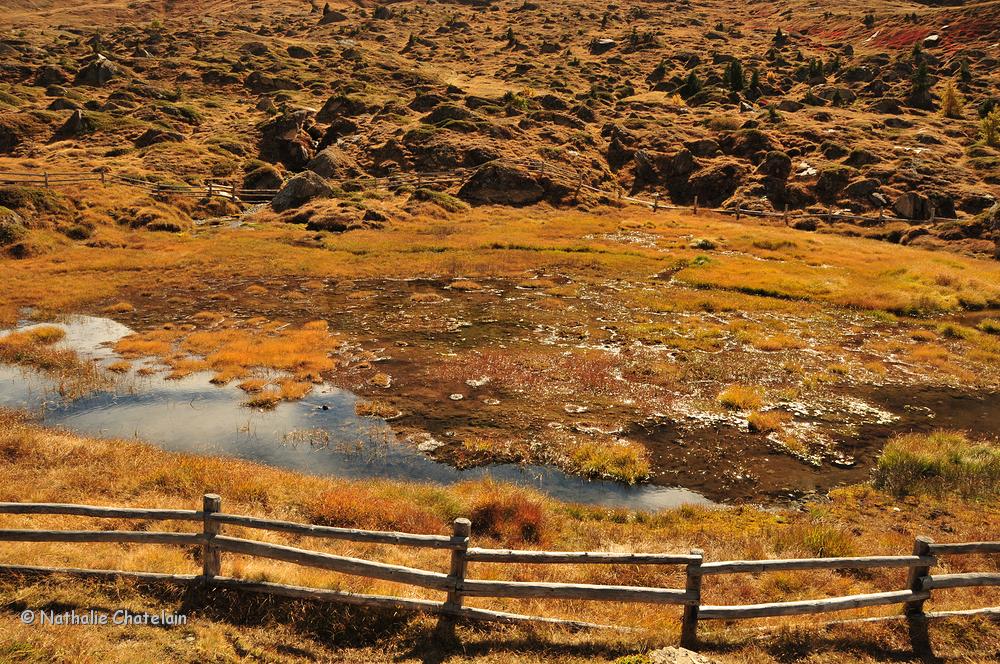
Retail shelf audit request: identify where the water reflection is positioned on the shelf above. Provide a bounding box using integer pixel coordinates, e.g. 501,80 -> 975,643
0,315 -> 711,511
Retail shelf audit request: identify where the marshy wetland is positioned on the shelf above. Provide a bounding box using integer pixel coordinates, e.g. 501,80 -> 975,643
2,205 -> 998,506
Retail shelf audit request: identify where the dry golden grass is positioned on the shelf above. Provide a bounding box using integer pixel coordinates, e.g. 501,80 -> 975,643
747,410 -> 792,434
717,385 -> 763,411
567,440 -> 651,485
0,413 -> 997,662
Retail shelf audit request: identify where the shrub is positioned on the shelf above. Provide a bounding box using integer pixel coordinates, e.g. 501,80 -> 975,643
978,318 -> 1000,335
306,486 -> 443,533
872,431 -> 1000,499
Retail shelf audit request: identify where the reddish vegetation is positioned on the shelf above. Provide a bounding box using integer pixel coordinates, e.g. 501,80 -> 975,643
469,483 -> 547,546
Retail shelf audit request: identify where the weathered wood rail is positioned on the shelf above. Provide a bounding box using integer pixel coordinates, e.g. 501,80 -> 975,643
0,496 -> 997,647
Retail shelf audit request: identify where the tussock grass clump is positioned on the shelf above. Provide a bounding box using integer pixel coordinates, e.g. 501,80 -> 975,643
0,327 -> 73,371
718,384 -> 763,410
747,410 -> 791,434
469,482 -> 547,546
568,440 -> 651,484
354,399 -> 399,419
978,318 -> 1000,335
0,326 -> 109,396
872,431 -> 1000,500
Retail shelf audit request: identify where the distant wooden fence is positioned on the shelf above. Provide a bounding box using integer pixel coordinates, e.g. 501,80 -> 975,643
0,495 -> 997,648
0,159 -> 958,228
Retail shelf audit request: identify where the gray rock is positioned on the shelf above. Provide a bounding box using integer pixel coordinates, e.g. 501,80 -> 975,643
271,171 -> 334,212
458,163 -> 545,205
894,191 -> 931,220
305,146 -> 362,179
74,55 -> 117,86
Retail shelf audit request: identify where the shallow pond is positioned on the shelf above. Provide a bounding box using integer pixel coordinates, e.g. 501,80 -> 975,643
0,315 -> 711,511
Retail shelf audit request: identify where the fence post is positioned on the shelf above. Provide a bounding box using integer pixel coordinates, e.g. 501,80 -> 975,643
437,517 -> 471,637
202,494 -> 222,581
100,171 -> 107,187
681,548 -> 704,650
783,204 -> 789,225
653,193 -> 660,212
693,195 -> 698,215
905,536 -> 934,617
878,206 -> 884,222
827,205 -> 833,223
735,207 -> 741,221
207,182 -> 214,199
43,172 -> 49,188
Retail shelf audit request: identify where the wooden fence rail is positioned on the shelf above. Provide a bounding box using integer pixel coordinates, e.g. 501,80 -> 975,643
0,495 -> 997,649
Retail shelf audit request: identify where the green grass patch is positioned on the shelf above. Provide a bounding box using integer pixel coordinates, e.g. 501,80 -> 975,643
872,431 -> 1000,500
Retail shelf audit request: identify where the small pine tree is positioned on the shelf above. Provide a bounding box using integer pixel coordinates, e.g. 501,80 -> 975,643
959,58 -> 972,83
725,59 -> 745,92
911,41 -> 922,62
505,26 -> 515,42
980,107 -> 1000,147
768,104 -> 781,122
911,61 -> 931,103
774,27 -> 785,44
863,13 -> 875,28
682,70 -> 702,97
941,80 -> 964,118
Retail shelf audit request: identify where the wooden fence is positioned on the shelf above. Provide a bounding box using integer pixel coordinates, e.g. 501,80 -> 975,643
0,495 -> 997,648
0,160 -> 937,230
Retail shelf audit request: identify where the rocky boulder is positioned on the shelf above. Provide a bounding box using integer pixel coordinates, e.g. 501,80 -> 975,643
815,166 -> 855,202
316,94 -> 368,123
57,110 -> 96,137
0,206 -> 28,246
894,192 -> 932,221
134,128 -> 184,148
259,109 -> 316,170
271,171 -> 334,212
244,71 -> 298,93
458,163 -> 545,205
757,151 -> 792,180
305,146 -> 362,179
34,65 -> 67,86
74,55 -> 118,86
684,162 -> 744,207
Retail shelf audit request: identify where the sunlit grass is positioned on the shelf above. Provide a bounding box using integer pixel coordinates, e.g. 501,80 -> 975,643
873,431 -> 1000,500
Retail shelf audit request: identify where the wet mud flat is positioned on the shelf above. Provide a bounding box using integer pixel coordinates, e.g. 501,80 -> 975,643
634,385 -> 1000,502
6,268 -> 999,507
